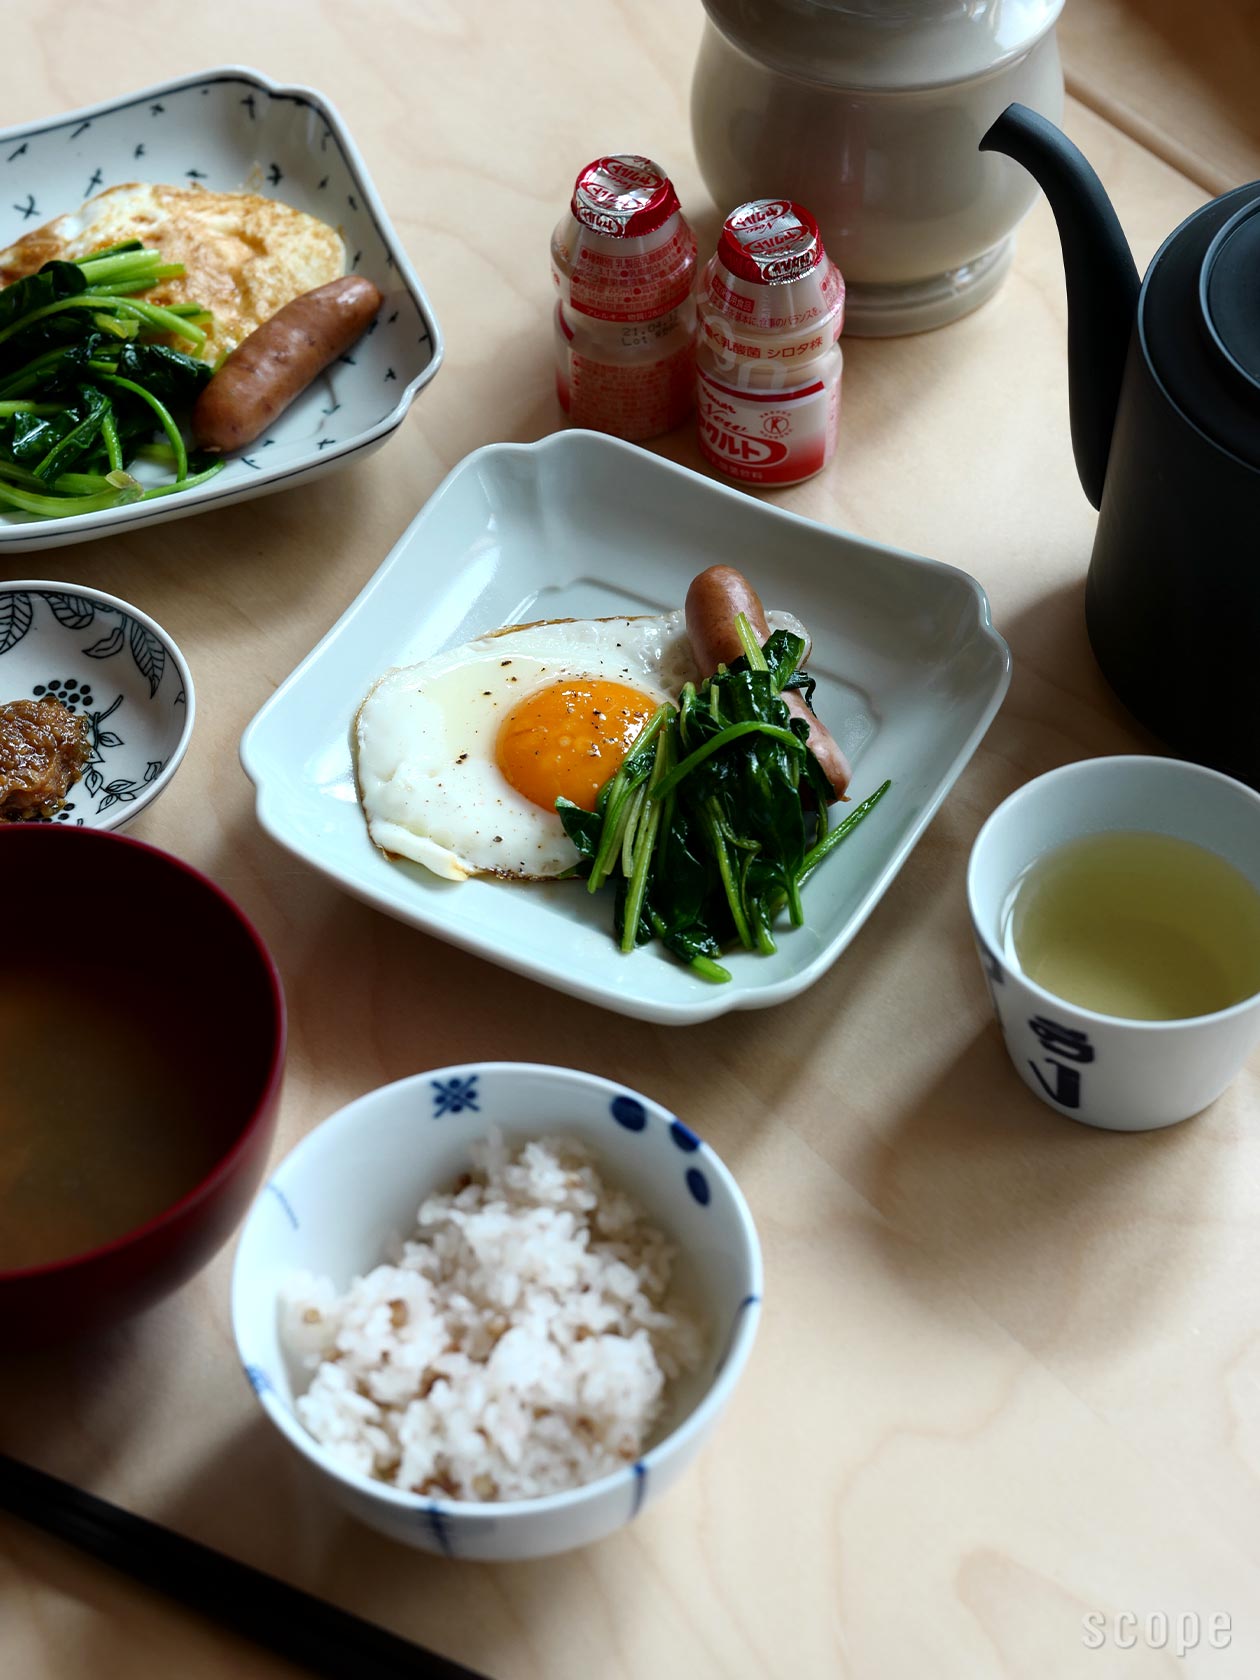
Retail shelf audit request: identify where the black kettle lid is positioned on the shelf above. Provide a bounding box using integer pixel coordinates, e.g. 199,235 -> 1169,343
1202,200 -> 1260,402
1143,182 -> 1260,469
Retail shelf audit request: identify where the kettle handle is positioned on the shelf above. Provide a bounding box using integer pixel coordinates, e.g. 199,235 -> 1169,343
981,104 -> 1140,511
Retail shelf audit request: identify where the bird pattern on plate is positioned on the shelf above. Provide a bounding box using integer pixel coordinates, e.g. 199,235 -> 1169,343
0,71 -> 441,539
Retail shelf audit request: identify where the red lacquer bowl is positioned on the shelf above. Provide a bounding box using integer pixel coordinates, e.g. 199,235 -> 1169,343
0,826 -> 285,1347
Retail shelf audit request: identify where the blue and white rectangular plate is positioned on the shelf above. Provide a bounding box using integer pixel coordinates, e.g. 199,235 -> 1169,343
241,431 -> 1011,1025
0,66 -> 442,551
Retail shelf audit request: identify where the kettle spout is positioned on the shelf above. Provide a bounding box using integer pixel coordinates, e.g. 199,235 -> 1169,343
981,104 -> 1140,511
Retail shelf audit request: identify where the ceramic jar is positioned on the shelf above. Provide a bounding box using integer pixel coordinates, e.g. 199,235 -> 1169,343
691,0 -> 1065,335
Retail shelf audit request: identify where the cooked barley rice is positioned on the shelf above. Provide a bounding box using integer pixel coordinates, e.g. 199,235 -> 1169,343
281,1132 -> 703,1501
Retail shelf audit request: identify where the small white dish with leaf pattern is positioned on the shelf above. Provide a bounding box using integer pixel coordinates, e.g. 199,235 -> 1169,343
0,581 -> 193,827
0,66 -> 443,551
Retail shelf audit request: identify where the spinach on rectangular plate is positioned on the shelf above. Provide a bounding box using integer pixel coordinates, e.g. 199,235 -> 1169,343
558,614 -> 891,982
0,245 -> 225,521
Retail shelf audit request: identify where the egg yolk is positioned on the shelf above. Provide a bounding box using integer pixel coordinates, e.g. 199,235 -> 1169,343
496,679 -> 659,811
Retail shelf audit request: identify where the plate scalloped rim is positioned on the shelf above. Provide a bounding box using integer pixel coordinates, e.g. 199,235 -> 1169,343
240,431 -> 1012,1024
0,64 -> 444,551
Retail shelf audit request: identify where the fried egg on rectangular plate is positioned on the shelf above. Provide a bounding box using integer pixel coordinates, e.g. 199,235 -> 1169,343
355,607 -> 810,883
0,182 -> 346,362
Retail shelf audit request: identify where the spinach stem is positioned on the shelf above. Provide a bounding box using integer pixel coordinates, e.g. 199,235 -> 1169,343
796,779 -> 892,887
100,412 -> 124,473
619,722 -> 671,954
92,312 -> 140,339
99,375 -> 187,480
784,870 -> 806,928
588,775 -> 642,892
677,682 -> 697,751
76,249 -> 163,287
733,611 -> 768,671
0,296 -> 109,349
137,458 -> 227,500
0,480 -> 140,518
0,461 -> 113,494
0,289 -> 204,351
109,298 -> 206,346
654,719 -> 805,802
750,896 -> 777,956
74,241 -> 144,264
620,784 -> 646,877
586,705 -> 671,891
89,280 -> 179,298
702,796 -> 754,949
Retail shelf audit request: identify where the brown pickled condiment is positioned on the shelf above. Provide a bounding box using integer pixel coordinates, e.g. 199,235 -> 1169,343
0,697 -> 89,821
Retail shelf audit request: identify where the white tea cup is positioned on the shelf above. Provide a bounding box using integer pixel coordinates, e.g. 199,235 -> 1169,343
967,755 -> 1260,1131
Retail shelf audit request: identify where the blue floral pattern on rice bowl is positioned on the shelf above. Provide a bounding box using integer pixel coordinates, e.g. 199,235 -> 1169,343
230,1062 -> 764,1561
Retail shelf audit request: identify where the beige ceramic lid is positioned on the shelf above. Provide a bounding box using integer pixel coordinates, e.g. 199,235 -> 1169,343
700,0 -> 1063,91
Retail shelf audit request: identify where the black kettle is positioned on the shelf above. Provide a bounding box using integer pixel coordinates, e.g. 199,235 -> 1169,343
980,104 -> 1260,788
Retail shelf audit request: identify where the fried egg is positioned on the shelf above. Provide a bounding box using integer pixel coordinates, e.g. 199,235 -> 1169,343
355,607 -> 809,883
0,183 -> 346,362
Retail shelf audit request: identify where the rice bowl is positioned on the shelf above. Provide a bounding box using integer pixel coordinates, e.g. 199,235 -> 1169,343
282,1132 -> 705,1501
231,1062 -> 762,1561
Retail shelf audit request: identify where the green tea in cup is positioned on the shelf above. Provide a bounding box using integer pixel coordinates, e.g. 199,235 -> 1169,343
1001,830 -> 1260,1022
969,757 -> 1260,1129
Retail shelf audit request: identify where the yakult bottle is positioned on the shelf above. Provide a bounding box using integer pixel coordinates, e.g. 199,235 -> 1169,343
695,200 -> 845,486
551,155 -> 697,442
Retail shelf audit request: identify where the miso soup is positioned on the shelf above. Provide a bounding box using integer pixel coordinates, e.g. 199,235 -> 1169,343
0,960 -> 234,1270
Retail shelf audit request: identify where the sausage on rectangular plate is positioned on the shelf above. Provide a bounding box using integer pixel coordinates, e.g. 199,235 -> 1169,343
192,274 -> 384,454
685,564 -> 851,800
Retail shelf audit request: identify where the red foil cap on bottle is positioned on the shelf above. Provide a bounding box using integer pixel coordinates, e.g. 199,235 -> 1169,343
571,155 -> 681,238
718,199 -> 824,285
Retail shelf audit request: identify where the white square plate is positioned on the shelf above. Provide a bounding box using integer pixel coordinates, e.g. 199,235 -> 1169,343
241,432 -> 1011,1024
0,66 -> 442,551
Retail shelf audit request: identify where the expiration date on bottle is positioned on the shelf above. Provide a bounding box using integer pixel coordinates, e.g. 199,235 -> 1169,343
618,309 -> 688,349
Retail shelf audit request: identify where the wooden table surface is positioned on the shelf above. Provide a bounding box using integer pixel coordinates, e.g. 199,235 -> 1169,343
3,4 -> 1259,1677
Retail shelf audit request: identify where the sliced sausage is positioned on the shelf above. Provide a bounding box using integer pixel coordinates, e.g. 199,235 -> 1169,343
685,564 -> 851,800
192,275 -> 384,453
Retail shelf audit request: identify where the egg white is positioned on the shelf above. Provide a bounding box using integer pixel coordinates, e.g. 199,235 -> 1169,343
0,183 -> 346,362
355,607 -> 810,882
